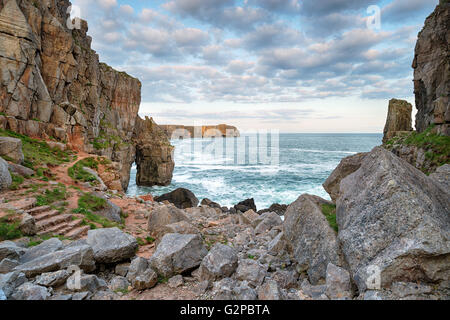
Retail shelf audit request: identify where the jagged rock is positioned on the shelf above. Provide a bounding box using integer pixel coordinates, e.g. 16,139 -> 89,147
198,244 -> 238,281
325,263 -> 352,300
258,279 -> 285,300
91,290 -> 119,300
115,262 -> 130,277
0,137 -> 24,163
134,116 -> 175,187
239,209 -> 260,226
147,204 -> 190,238
429,164 -> 450,190
86,228 -> 138,264
11,282 -> 50,300
300,279 -> 329,300
126,256 -> 157,290
201,198 -> 222,209
7,162 -> 34,177
267,232 -> 286,255
154,188 -> 199,209
413,2 -> 450,135
254,212 -> 283,234
271,270 -> 298,289
161,221 -> 199,238
19,213 -> 36,236
15,244 -> 95,277
0,258 -> 19,274
67,273 -> 107,293
258,203 -> 288,216
0,288 -> 5,300
149,233 -> 208,278
382,99 -> 413,143
322,153 -> 367,202
35,270 -> 70,287
284,194 -> 343,284
0,271 -> 27,299
337,147 -> 450,293
0,157 -> 12,190
0,240 -> 26,261
211,278 -> 257,300
234,198 -> 257,213
109,276 -> 130,292
235,259 -> 267,288
168,275 -> 184,288
20,238 -> 63,263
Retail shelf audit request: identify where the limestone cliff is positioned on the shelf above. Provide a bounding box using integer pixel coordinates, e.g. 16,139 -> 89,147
160,124 -> 240,139
0,0 -> 174,190
382,99 -> 413,144
413,1 -> 450,135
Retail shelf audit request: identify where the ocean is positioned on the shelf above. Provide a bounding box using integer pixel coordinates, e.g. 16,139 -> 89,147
127,133 -> 382,210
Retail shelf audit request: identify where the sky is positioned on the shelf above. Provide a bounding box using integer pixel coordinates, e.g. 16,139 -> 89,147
71,0 -> 439,133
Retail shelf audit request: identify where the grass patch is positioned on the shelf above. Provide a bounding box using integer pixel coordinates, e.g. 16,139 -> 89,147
0,216 -> 22,241
9,173 -> 24,190
0,129 -> 74,169
68,157 -> 99,183
321,203 -> 338,232
73,193 -> 121,228
36,185 -> 67,206
27,234 -> 69,247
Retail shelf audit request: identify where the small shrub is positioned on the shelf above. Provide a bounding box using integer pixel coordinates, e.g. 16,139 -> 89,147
0,217 -> 22,241
321,203 -> 338,232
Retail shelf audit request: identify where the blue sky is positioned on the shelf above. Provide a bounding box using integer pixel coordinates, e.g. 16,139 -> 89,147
71,0 -> 438,133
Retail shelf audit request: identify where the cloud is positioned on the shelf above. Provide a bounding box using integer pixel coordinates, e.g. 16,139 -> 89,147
381,0 -> 438,23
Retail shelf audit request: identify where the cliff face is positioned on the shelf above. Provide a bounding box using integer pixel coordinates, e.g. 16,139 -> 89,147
160,124 -> 240,139
382,99 -> 413,143
0,0 -> 173,190
413,2 -> 450,135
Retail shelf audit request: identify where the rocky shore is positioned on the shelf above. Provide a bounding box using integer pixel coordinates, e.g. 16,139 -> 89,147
0,0 -> 449,301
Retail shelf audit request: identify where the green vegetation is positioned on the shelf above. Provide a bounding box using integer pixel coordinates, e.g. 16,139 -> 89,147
27,234 -> 69,247
73,193 -> 121,229
68,157 -> 98,183
0,129 -> 74,169
247,254 -> 256,260
9,173 -> 24,190
157,275 -> 169,284
321,203 -> 338,232
136,236 -> 155,246
0,216 -> 22,241
36,185 -> 67,206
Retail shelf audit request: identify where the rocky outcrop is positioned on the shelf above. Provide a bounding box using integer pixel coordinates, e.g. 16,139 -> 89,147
382,99 -> 413,143
154,188 -> 199,209
0,137 -> 24,163
336,147 -> 450,295
160,124 -> 240,139
413,1 -> 450,135
0,0 -> 174,190
134,116 -> 174,187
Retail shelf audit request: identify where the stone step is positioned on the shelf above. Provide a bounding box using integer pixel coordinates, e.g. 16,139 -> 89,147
64,225 -> 90,239
36,214 -> 72,232
57,219 -> 83,235
27,206 -> 52,216
0,198 -> 36,211
38,222 -> 69,236
33,210 -> 60,222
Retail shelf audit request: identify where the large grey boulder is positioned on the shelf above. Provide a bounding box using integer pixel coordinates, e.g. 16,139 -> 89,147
258,279 -> 285,300
211,278 -> 258,300
14,244 -> 95,277
0,271 -> 27,299
86,228 -> 138,264
67,273 -> 107,293
126,257 -> 158,290
337,147 -> 450,293
147,204 -> 190,238
149,233 -> 208,278
325,263 -> 352,300
254,211 -> 283,234
283,194 -> 343,284
0,240 -> 27,261
198,243 -> 238,281
8,162 -> 34,177
0,258 -> 20,273
0,137 -> 24,164
20,238 -> 63,263
235,259 -> 267,288
35,270 -> 70,287
0,157 -> 12,190
429,164 -> 450,191
322,152 -> 367,202
154,188 -> 199,209
11,282 -> 50,300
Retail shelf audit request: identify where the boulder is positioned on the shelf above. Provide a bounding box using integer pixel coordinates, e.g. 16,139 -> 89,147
239,209 -> 260,226
211,278 -> 257,300
109,276 -> 130,292
11,282 -> 50,300
0,258 -> 20,274
115,262 -> 130,277
149,233 -> 208,278
7,163 -> 34,177
0,271 -> 27,299
0,137 -> 24,164
0,157 -> 12,190
235,259 -> 267,288
325,263 -> 352,300
15,244 -> 95,277
322,152 -> 367,202
0,240 -> 26,261
154,188 -> 199,209
337,147 -> 450,293
198,243 -> 238,281
86,228 -> 138,264
19,213 -> 36,236
283,194 -> 343,284
254,212 -> 283,234
67,273 -> 107,293
160,221 -> 199,239
132,269 -> 158,290
168,275 -> 184,288
20,238 -> 63,263
258,203 -> 288,216
382,99 -> 413,143
201,198 -> 222,210
234,198 -> 257,213
258,279 -> 285,300
267,232 -> 286,255
147,204 -> 190,238
35,270 -> 70,287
